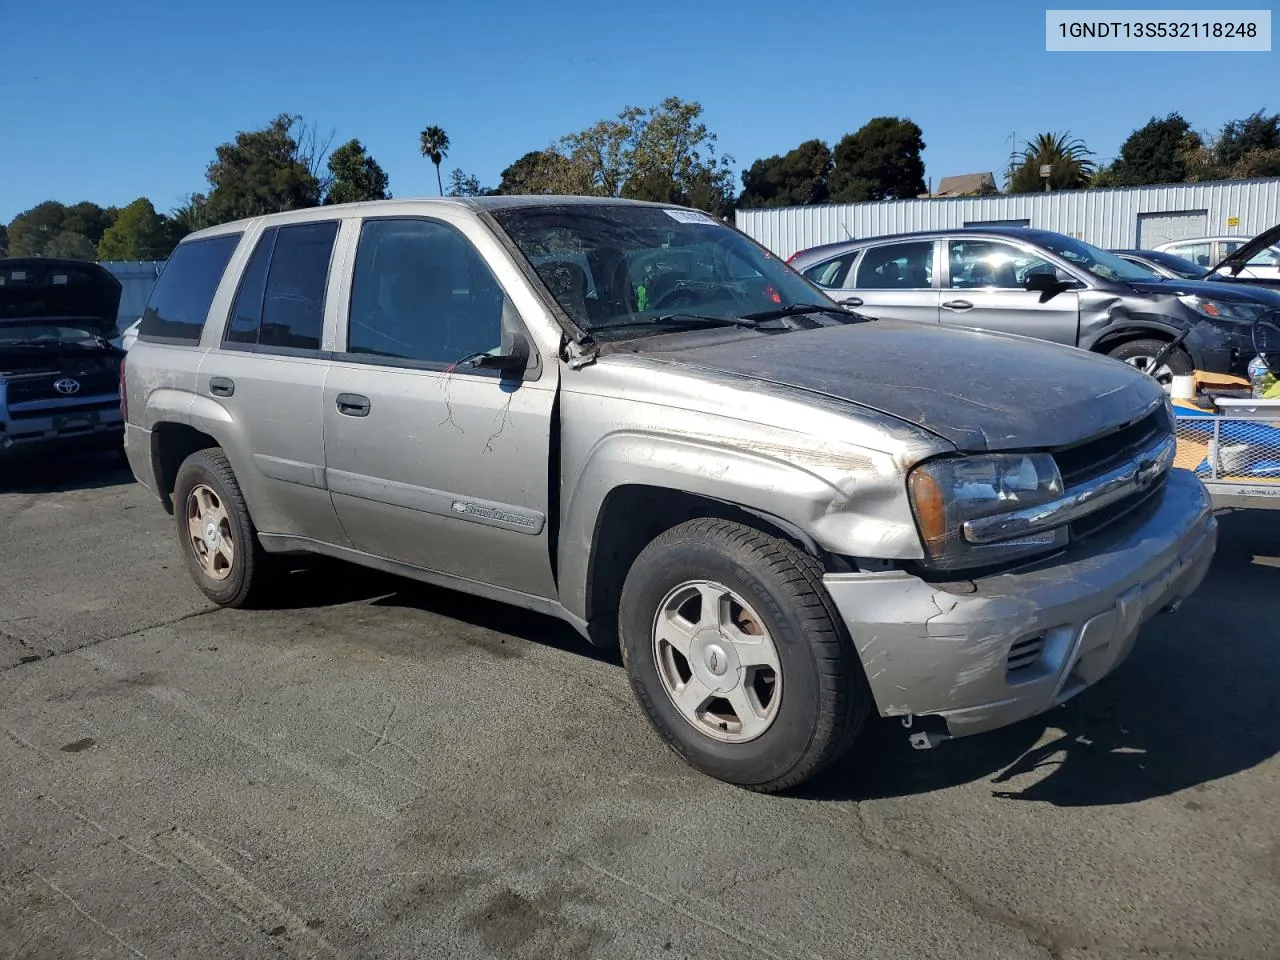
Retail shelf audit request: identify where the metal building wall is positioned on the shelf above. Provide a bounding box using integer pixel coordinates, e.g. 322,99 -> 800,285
735,178 -> 1280,260
99,260 -> 163,332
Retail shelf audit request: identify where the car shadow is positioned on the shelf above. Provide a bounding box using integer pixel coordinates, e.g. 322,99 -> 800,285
801,506 -> 1280,806
254,505 -> 1278,807
265,557 -> 618,664
0,448 -> 134,493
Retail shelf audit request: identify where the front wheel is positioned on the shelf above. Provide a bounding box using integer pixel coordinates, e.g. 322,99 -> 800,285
618,519 -> 871,792
1106,338 -> 1193,384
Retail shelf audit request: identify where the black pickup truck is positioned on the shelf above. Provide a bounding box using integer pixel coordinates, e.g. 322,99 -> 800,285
0,257 -> 125,462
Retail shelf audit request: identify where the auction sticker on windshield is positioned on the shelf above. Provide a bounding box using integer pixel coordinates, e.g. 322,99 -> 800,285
1046,9 -> 1271,50
664,209 -> 718,224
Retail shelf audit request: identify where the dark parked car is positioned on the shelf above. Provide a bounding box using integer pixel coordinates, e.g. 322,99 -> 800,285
787,227 -> 1280,379
0,258 -> 125,460
1110,249 -> 1208,281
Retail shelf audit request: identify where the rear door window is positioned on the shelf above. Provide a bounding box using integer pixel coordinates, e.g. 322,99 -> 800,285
854,241 -> 934,289
224,228 -> 277,345
138,234 -> 242,342
221,221 -> 338,352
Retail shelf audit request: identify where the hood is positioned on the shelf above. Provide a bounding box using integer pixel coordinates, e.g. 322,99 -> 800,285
1210,224 -> 1280,276
1124,276 -> 1280,306
0,258 -> 122,336
631,321 -> 1164,452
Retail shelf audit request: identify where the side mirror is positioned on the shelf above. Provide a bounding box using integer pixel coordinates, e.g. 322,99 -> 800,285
1024,272 -> 1062,294
471,297 -> 535,377
472,332 -> 530,373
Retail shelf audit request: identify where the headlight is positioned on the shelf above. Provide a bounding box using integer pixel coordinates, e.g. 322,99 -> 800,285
1178,295 -> 1265,323
908,453 -> 1066,570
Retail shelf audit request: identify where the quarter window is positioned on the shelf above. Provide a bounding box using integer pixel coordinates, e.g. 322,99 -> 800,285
346,218 -> 505,365
854,242 -> 933,289
947,240 -> 1064,289
139,233 -> 241,342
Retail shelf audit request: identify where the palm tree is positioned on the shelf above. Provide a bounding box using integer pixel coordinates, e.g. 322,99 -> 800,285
1006,131 -> 1096,193
419,126 -> 450,196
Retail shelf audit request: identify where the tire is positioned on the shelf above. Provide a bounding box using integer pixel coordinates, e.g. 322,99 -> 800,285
173,448 -> 274,608
1105,338 -> 1193,382
618,518 -> 871,793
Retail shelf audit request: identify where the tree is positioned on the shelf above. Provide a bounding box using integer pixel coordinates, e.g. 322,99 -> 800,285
1006,131 -> 1095,192
496,149 -> 588,195
446,169 -> 484,197
738,139 -> 833,208
325,139 -> 390,204
204,114 -> 322,225
419,125 -> 450,196
6,200 -> 113,257
62,202 -> 116,246
43,232 -> 98,260
829,117 -> 926,202
0,223 -> 7,256
1213,111 -> 1280,179
1112,114 -> 1203,186
172,194 -> 214,235
526,97 -> 735,214
96,198 -> 178,260
1088,164 -> 1119,188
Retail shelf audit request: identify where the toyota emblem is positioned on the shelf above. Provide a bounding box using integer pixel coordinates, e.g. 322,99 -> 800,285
54,378 -> 81,395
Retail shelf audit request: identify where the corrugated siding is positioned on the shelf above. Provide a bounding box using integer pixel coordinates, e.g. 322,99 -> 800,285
99,260 -> 163,330
736,179 -> 1280,260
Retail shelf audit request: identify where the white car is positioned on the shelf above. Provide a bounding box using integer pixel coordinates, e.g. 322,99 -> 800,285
1155,234 -> 1280,281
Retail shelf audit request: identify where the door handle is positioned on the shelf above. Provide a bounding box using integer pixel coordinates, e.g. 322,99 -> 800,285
335,393 -> 371,417
942,299 -> 973,312
209,377 -> 235,398
839,296 -> 863,308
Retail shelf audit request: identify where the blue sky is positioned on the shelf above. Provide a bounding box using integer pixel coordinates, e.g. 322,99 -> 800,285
2,0 -> 1277,223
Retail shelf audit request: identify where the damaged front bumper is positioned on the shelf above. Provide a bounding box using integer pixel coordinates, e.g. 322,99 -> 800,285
823,468 -> 1217,742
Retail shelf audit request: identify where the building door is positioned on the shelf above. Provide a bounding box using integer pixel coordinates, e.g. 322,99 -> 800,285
1136,210 -> 1208,248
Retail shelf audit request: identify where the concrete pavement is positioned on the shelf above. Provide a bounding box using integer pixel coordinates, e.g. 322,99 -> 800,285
1,454 -> 1277,959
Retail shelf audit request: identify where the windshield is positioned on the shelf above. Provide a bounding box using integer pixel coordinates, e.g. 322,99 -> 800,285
0,320 -> 105,346
1037,234 -> 1155,283
488,203 -> 835,339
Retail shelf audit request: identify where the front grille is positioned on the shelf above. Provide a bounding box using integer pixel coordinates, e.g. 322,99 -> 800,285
6,368 -> 118,404
1048,406 -> 1173,542
1054,406 -> 1169,487
1069,482 -> 1163,541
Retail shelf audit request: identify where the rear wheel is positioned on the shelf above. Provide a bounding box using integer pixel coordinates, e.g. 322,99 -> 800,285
618,518 -> 871,792
173,448 -> 274,608
1106,338 -> 1192,384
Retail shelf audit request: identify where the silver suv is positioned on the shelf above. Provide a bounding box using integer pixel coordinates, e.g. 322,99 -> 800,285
123,198 -> 1216,792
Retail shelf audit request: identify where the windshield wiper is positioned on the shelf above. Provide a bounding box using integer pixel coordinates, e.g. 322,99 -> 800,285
653,313 -> 765,330
739,303 -> 857,322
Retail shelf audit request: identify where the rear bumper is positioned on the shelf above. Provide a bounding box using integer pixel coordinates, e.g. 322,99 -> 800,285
123,422 -> 159,499
823,468 -> 1217,740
